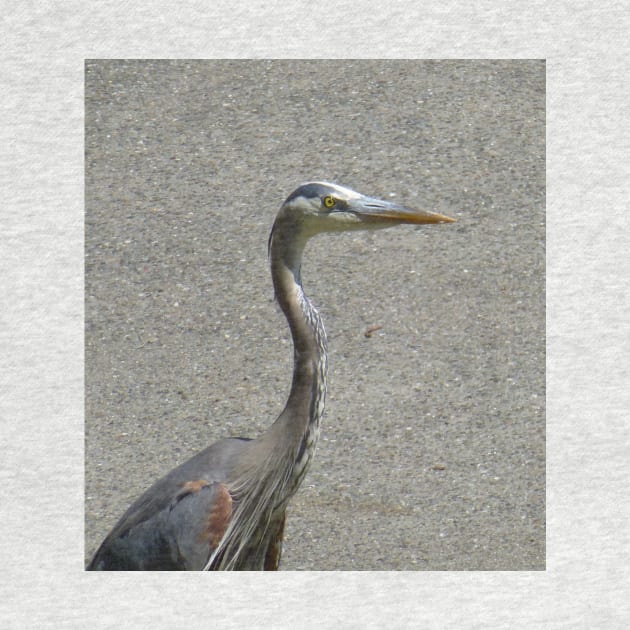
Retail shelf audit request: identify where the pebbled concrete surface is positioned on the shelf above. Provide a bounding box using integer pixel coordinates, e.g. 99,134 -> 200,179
85,59 -> 545,570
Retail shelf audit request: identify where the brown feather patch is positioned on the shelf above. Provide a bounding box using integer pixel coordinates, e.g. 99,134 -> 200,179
205,483 -> 233,548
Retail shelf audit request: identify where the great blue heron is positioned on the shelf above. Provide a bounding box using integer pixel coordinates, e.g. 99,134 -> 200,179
87,182 -> 455,570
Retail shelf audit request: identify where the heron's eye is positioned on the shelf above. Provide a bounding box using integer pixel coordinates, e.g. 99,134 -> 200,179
323,195 -> 336,209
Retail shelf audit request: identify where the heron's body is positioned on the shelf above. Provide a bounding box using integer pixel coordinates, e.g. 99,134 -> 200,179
87,182 -> 454,571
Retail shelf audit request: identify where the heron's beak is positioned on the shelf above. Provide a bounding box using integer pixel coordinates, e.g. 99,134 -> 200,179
351,196 -> 456,225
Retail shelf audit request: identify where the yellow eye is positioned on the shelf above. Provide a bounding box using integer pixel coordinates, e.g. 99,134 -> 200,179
323,195 -> 336,208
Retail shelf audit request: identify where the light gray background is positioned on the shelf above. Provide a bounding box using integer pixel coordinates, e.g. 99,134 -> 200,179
3,2 -> 629,628
84,59 -> 545,571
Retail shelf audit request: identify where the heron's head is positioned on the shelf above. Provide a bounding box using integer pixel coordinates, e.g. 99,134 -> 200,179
274,182 -> 455,241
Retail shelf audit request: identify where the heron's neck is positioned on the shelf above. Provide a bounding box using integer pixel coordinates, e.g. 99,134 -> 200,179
265,226 -> 328,468
208,225 -> 329,569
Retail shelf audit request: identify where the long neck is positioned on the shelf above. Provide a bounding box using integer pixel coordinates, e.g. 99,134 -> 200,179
266,224 -> 328,459
206,221 -> 328,569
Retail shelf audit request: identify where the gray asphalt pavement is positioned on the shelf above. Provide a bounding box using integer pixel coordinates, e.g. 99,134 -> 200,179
85,59 -> 545,570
